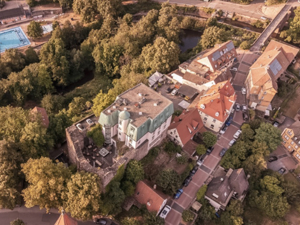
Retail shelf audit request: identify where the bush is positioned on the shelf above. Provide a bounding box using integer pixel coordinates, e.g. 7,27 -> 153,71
164,142 -> 181,155
251,20 -> 264,28
202,132 -> 217,148
10,219 -> 25,225
196,184 -> 207,201
27,21 -> 43,38
202,7 -> 215,15
265,0 -> 286,6
182,210 -> 194,222
176,155 -> 188,164
181,17 -> 195,30
239,40 -> 251,50
196,144 -> 206,155
87,124 -> 105,147
141,147 -> 159,165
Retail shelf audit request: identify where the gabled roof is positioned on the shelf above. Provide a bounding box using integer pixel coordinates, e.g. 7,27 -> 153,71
31,106 -> 49,128
134,180 -> 167,213
168,109 -> 204,146
288,120 -> 300,138
197,81 -> 236,122
54,212 -> 78,225
148,71 -> 164,87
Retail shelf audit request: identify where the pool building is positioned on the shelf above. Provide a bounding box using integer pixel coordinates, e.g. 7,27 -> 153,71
0,27 -> 30,53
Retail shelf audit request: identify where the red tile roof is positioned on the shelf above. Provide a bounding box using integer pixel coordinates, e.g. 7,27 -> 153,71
168,109 -> 204,146
197,81 -> 236,122
134,180 -> 167,213
54,212 -> 78,225
31,106 -> 49,128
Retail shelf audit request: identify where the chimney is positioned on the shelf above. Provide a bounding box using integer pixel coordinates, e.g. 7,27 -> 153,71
139,112 -> 143,115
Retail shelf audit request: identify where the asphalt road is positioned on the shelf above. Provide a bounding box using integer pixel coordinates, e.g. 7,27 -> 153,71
155,0 -> 267,19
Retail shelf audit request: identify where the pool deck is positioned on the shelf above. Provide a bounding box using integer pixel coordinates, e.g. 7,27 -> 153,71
0,26 -> 30,53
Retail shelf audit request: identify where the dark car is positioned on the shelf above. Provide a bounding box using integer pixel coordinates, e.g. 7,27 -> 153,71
243,112 -> 249,121
268,156 -> 278,162
190,166 -> 198,175
206,147 -> 214,155
225,116 -> 233,127
166,87 -> 173,93
183,175 -> 193,187
174,189 -> 183,199
95,219 -> 107,225
278,167 -> 286,174
219,148 -> 228,157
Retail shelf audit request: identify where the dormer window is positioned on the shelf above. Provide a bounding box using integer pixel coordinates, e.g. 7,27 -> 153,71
187,127 -> 192,134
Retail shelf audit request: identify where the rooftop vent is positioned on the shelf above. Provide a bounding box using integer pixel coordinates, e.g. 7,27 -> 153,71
212,193 -> 219,198
215,112 -> 220,117
113,105 -> 116,109
139,112 -> 143,115
154,103 -> 158,106
123,98 -> 128,106
220,178 -> 224,181
138,93 -> 143,97
124,107 -> 127,111
200,104 -> 205,109
147,202 -> 151,206
107,110 -> 111,113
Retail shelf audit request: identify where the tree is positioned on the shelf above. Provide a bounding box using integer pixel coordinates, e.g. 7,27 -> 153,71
196,144 -> 206,155
239,41 -> 251,50
22,157 -> 71,212
41,94 -> 65,114
255,123 -> 282,151
201,26 -> 227,50
101,181 -> 125,215
121,217 -> 140,225
155,169 -> 181,195
0,49 -> 26,79
196,184 -> 207,201
144,211 -> 165,225
73,0 -> 98,23
202,132 -> 217,147
125,160 -> 144,184
67,97 -> 86,119
10,219 -> 25,225
140,37 -> 180,74
65,171 -> 101,220
164,141 -> 181,155
97,0 -> 123,18
182,210 -> 194,222
25,47 -> 39,64
48,109 -> 72,143
87,124 -> 105,147
121,181 -> 135,197
27,21 -> 43,38
176,155 -> 188,164
282,181 -> 300,204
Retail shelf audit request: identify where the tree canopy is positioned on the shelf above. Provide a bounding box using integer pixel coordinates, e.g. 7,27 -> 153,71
27,21 -> 43,38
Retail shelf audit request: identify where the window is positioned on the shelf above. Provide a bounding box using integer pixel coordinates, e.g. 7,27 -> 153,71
295,145 -> 298,149
213,119 -> 216,123
291,141 -> 294,145
210,124 -> 214,129
170,132 -> 173,134
119,133 -> 121,135
288,146 -> 291,149
204,117 -> 207,121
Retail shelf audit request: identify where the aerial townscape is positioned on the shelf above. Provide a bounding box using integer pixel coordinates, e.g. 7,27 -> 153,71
2,0 -> 300,224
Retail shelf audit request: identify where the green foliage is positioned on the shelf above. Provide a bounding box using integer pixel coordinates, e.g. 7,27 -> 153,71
202,131 -> 217,147
25,47 -> 39,65
196,200 -> 216,223
201,26 -> 227,50
219,200 -> 244,225
281,181 -> 300,204
196,184 -> 207,201
265,0 -> 286,6
206,17 -> 218,27
144,211 -> 165,225
10,219 -> 25,225
87,124 -> 105,147
0,48 -> 26,79
140,147 -> 159,166
239,41 -> 251,50
41,94 -> 65,115
125,160 -> 145,184
164,141 -> 181,155
22,157 -> 72,211
176,155 -> 188,164
182,210 -> 194,222
27,21 -> 43,38
48,109 -> 72,143
202,7 -> 215,14
251,20 -> 264,28
255,123 -> 282,151
196,144 -> 206,155
121,217 -> 140,225
121,181 -> 135,197
156,169 -> 181,195
280,7 -> 300,43
277,80 -> 292,98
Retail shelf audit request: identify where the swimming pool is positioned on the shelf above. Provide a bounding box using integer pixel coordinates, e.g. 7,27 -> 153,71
0,27 -> 31,53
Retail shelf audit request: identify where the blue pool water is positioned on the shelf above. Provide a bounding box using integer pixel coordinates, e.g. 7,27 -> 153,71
0,27 -> 31,53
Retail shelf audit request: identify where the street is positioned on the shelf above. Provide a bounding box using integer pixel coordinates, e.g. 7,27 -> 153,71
165,51 -> 250,225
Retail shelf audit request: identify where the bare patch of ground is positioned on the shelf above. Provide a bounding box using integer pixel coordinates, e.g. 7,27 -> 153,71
282,87 -> 300,118
262,4 -> 285,19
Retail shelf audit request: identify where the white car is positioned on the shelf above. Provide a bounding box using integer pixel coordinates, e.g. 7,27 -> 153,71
233,130 -> 242,139
229,139 -> 236,147
220,127 -> 227,134
242,105 -> 247,111
160,205 -> 171,219
236,103 -> 240,111
171,89 -> 178,96
241,88 -> 246,95
86,118 -> 94,126
230,67 -> 238,71
76,123 -> 85,131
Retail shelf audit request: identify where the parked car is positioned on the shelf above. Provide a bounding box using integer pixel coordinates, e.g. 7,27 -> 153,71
190,166 -> 198,175
174,189 -> 183,199
206,147 -> 214,155
236,103 -> 240,111
243,112 -> 249,121
166,87 -> 173,93
241,88 -> 246,95
225,116 -> 233,127
268,156 -> 278,162
159,205 -> 171,219
278,167 -> 286,174
95,219 -> 107,225
219,148 -> 228,157
233,130 -> 242,139
183,175 -> 193,187
230,67 -> 237,71
86,118 -> 94,126
273,122 -> 279,127
242,105 -> 247,112
76,123 -> 85,131
220,127 -> 227,134
197,158 -> 204,167
171,89 -> 178,96
229,139 -> 236,147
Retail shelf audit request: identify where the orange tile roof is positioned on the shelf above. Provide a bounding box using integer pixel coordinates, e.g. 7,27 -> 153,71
134,180 -> 167,213
249,40 -> 299,90
168,109 -> 204,146
197,81 -> 236,122
54,212 -> 78,225
31,106 -> 49,128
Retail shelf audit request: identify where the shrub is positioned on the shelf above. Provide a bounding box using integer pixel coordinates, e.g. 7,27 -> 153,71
176,155 -> 188,164
197,184 -> 207,201
202,132 -> 217,148
251,20 -> 264,28
182,210 -> 194,222
202,7 -> 215,15
181,17 -> 195,30
164,142 -> 181,155
196,144 -> 206,155
239,40 -> 251,50
87,124 -> 105,147
10,219 -> 25,225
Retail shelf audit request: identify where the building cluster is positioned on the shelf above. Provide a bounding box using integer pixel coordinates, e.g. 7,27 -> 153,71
65,39 -> 299,216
